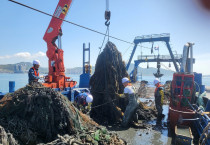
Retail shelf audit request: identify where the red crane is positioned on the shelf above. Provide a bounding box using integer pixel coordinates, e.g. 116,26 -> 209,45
42,0 -> 76,89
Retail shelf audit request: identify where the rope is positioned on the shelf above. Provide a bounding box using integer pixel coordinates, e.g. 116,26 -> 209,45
98,26 -> 109,55
8,0 -> 133,45
91,98 -> 117,109
160,62 -> 176,72
122,44 -> 133,56
9,0 -> 159,51
199,122 -> 210,145
107,25 -> 110,41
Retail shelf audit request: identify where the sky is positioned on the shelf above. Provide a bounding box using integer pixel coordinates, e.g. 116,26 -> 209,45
0,0 -> 210,75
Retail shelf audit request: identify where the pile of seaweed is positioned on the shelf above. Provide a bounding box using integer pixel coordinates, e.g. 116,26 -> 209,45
90,42 -> 129,124
0,82 -> 125,145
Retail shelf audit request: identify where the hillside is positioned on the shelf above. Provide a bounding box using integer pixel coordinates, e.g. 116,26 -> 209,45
0,62 -> 174,76
0,62 -> 48,73
67,64 -> 174,76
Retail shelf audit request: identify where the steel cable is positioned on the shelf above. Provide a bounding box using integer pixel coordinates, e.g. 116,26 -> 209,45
8,0 -> 134,45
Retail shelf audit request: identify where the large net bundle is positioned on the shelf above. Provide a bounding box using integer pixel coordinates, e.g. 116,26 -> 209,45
0,83 -> 97,144
90,41 -> 128,124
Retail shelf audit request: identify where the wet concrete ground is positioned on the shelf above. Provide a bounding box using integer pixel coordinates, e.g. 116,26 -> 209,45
110,83 -> 210,145
106,82 -> 174,145
111,105 -> 172,145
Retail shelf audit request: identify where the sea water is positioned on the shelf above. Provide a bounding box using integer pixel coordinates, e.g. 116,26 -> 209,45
0,73 -> 80,93
0,73 -> 210,93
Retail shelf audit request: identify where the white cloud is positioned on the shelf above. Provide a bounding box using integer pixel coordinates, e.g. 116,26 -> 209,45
34,51 -> 46,57
0,51 -> 48,67
14,52 -> 31,58
0,55 -> 11,59
0,51 -> 46,60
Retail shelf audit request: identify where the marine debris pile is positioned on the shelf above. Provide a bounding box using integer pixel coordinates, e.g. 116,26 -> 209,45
0,82 -> 125,145
137,81 -> 155,99
136,102 -> 157,121
38,128 -> 125,145
90,42 -> 158,125
163,81 -> 171,103
90,42 -> 129,124
137,81 -> 148,98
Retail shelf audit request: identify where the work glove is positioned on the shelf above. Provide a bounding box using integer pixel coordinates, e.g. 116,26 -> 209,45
85,103 -> 92,111
116,93 -> 125,98
40,75 -> 44,79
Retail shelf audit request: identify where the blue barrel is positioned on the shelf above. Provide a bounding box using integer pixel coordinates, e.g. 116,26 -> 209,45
200,85 -> 205,94
194,73 -> 202,92
194,73 -> 202,85
205,99 -> 210,112
9,81 -> 15,93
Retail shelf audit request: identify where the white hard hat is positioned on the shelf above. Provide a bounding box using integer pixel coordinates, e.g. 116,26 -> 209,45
33,60 -> 40,65
86,94 -> 93,103
154,78 -> 160,85
122,77 -> 129,84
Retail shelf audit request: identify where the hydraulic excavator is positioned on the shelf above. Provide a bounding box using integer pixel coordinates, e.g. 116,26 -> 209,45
42,0 -> 76,89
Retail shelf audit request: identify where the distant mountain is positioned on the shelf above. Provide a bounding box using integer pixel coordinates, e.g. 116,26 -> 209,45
127,63 -> 174,76
0,62 -> 48,73
66,67 -> 95,74
67,64 -> 173,76
0,62 -> 174,76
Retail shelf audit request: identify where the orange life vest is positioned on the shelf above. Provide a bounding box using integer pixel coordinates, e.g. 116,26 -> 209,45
32,67 -> 39,77
155,83 -> 162,93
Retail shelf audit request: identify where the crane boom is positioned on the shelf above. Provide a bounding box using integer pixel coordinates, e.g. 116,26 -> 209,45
43,0 -> 76,89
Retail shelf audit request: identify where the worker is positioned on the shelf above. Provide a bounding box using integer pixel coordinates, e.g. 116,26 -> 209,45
74,92 -> 93,113
153,78 -> 164,129
117,77 -> 138,128
28,60 -> 43,84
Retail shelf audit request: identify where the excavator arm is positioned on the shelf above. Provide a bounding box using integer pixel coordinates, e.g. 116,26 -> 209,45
43,0 -> 76,89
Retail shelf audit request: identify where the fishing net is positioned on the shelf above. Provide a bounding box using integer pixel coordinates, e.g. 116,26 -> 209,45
0,82 -> 126,145
0,82 -> 98,144
90,41 -> 129,124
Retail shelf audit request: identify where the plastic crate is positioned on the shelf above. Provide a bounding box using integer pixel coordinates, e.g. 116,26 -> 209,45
175,125 -> 193,145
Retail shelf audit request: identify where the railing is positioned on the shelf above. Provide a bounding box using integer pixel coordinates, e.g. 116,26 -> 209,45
137,54 -> 182,60
135,33 -> 170,40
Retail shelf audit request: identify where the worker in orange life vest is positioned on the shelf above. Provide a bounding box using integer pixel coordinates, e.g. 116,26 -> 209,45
28,60 -> 43,84
154,78 -> 164,128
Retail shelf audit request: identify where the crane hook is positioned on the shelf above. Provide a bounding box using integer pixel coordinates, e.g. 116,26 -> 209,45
105,20 -> 110,26
105,10 -> 111,26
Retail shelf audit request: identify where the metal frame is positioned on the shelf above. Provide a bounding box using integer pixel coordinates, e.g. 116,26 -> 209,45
126,33 -> 180,72
83,43 -> 90,74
